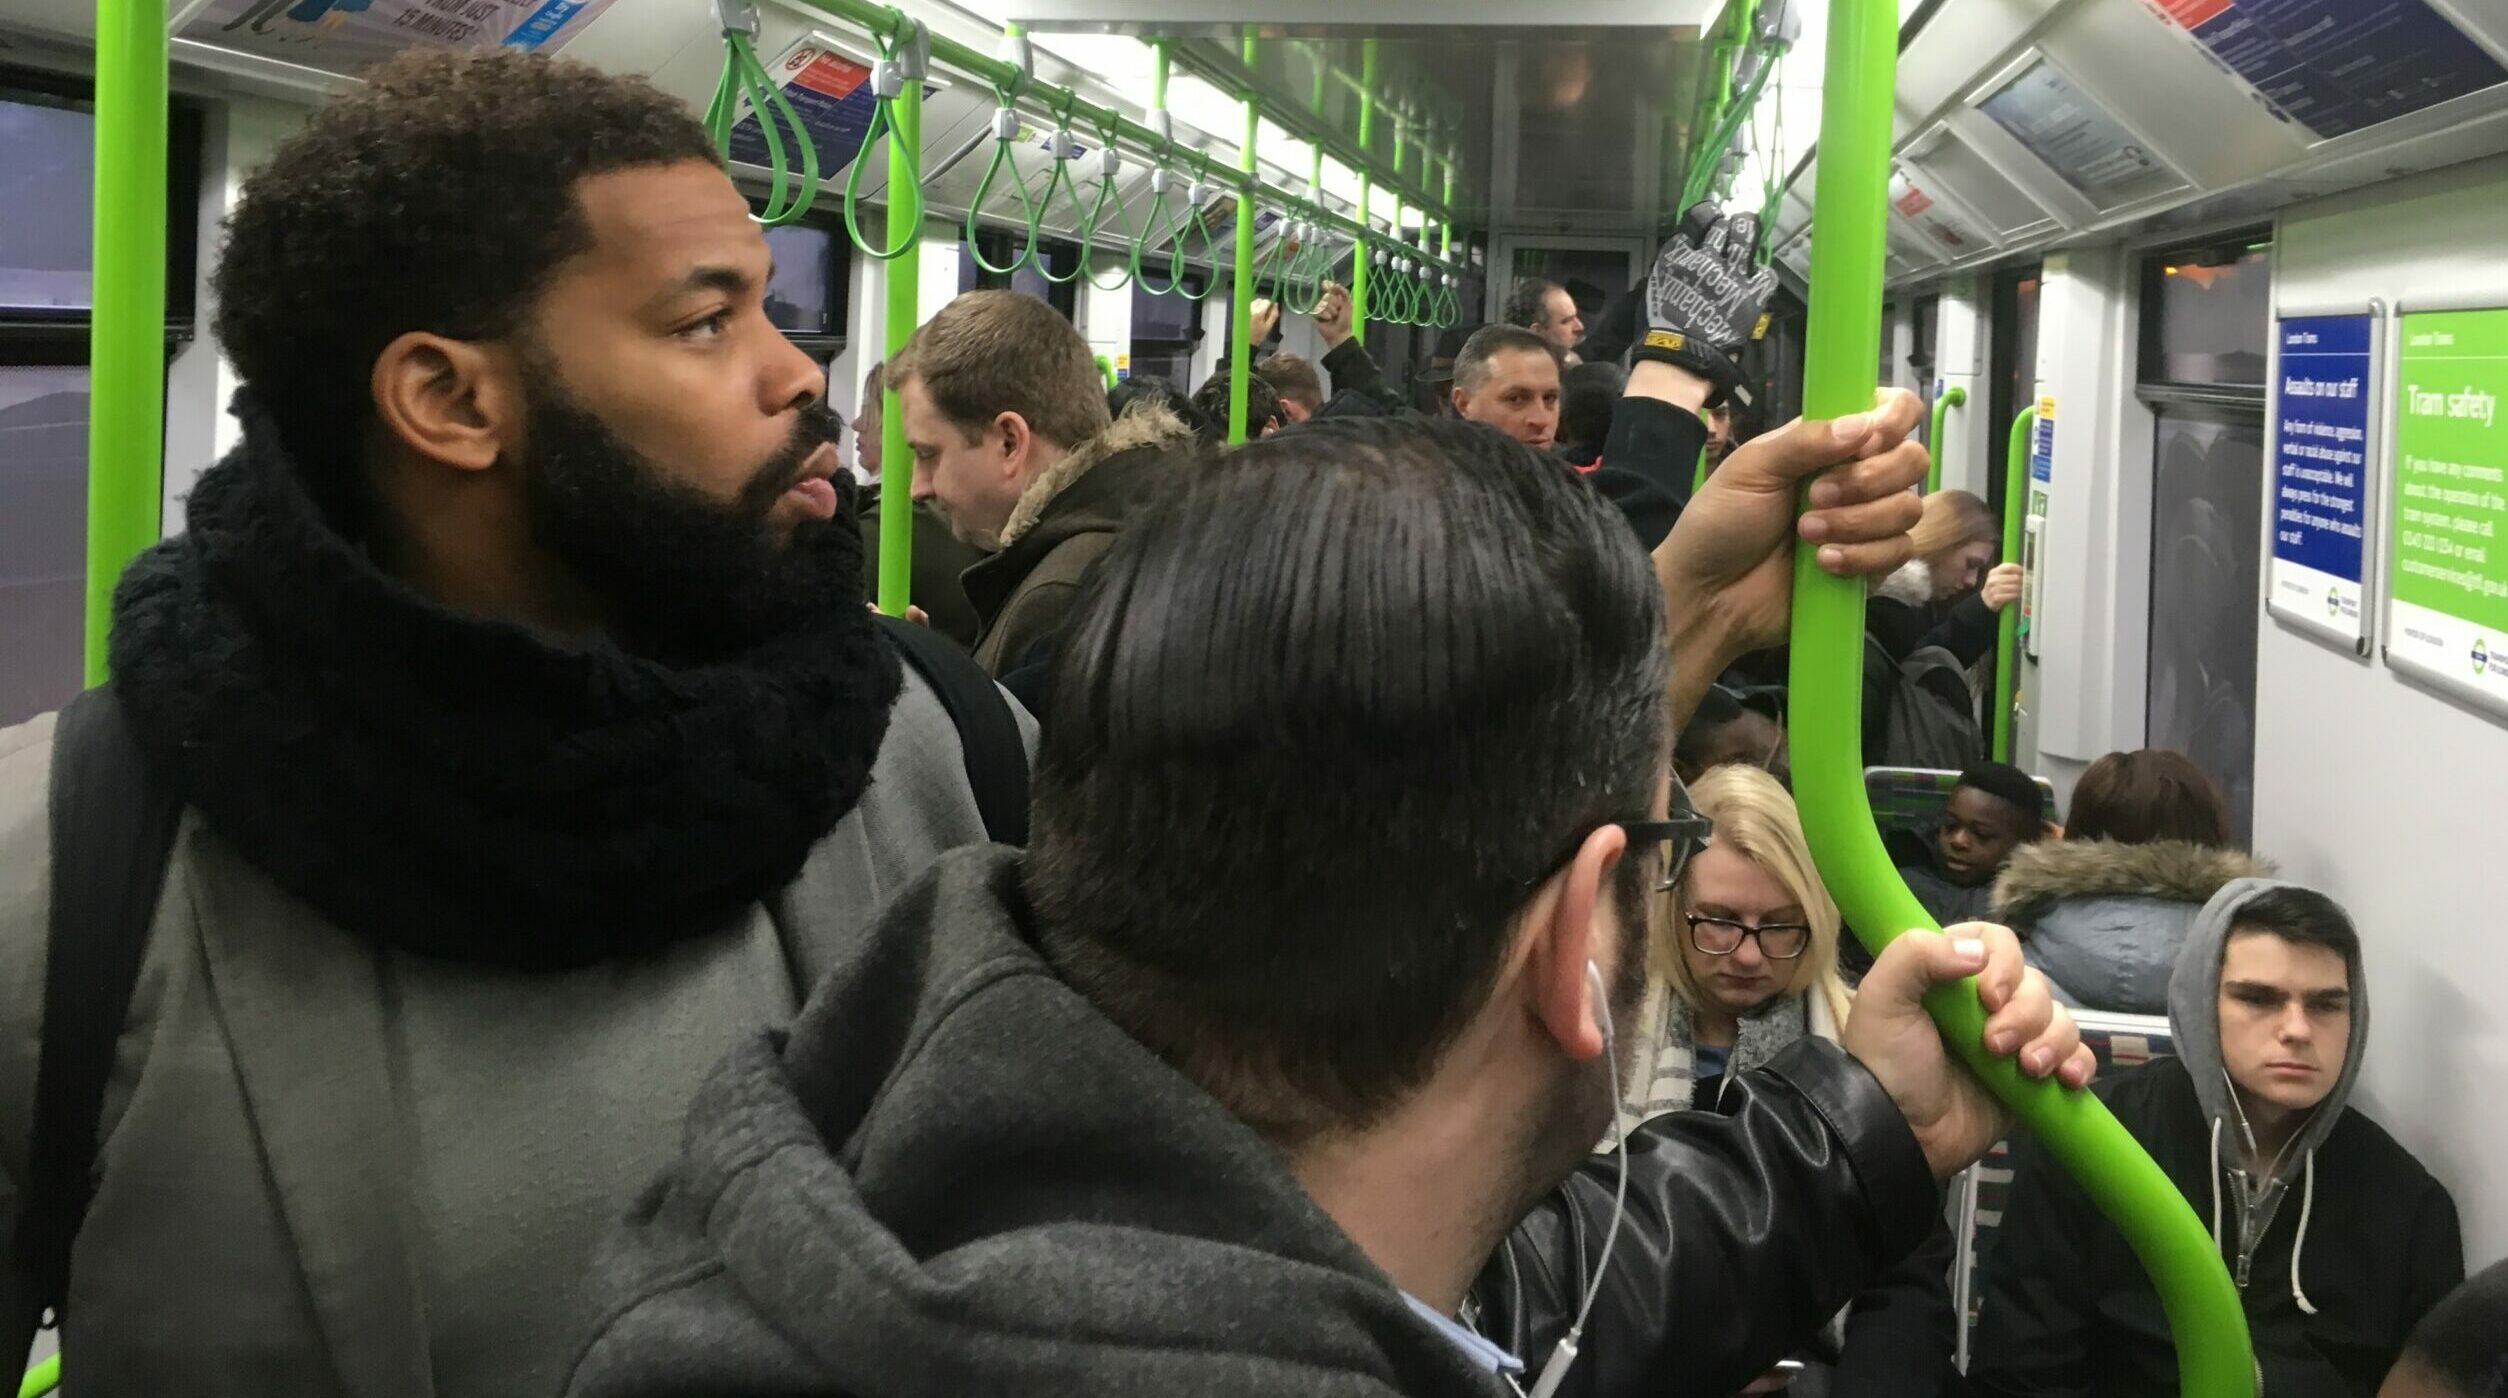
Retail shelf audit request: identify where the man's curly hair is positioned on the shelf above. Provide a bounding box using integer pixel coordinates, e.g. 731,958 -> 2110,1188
212,50 -> 717,528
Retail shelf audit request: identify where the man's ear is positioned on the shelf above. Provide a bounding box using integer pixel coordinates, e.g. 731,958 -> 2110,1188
1450,384 -> 1472,418
1530,825 -> 1630,1063
369,332 -> 520,473
993,411 -> 1040,482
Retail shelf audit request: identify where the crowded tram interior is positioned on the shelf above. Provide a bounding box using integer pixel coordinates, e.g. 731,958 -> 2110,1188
0,0 -> 2505,1394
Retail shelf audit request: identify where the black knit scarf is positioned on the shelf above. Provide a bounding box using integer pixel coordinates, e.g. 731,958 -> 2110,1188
108,404 -> 902,969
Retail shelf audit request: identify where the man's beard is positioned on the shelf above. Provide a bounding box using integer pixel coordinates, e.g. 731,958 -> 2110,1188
517,368 -> 859,663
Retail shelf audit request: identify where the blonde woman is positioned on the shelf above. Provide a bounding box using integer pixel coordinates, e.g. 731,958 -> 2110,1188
1862,489 -> 2025,768
1625,765 -> 1957,1398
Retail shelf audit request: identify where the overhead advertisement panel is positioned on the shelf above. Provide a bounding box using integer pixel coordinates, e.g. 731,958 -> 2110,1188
1975,60 -> 2178,208
2268,313 -> 2379,654
2385,307 -> 2508,720
728,37 -> 943,182
2144,0 -> 2507,141
182,0 -> 617,72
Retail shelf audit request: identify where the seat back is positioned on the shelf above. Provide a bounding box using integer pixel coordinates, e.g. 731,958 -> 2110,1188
1950,1010 -> 2176,1370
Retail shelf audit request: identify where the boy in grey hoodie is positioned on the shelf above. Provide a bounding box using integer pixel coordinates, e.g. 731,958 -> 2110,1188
1971,881 -> 2464,1398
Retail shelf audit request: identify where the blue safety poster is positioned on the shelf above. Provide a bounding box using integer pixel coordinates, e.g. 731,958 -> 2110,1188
2148,0 -> 2505,141
728,39 -> 935,179
2030,395 -> 2056,484
2268,313 -> 2377,649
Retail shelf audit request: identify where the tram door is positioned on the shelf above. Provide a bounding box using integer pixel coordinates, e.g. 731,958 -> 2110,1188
2138,235 -> 2272,843
1490,234 -> 1645,350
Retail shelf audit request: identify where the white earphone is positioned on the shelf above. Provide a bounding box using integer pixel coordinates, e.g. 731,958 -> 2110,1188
1520,963 -> 1635,1398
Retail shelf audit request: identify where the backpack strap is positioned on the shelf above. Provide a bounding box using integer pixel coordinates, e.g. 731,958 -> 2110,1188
876,615 -> 1031,847
23,686 -> 184,1325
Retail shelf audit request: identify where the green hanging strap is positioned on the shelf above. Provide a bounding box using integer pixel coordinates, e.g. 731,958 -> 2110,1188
965,75 -> 1042,274
1032,92 -> 1094,285
841,15 -> 927,261
1084,113 -> 1139,292
1172,148 -> 1219,303
702,0 -> 820,227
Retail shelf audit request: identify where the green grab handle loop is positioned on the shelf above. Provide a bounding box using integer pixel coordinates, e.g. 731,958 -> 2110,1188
1033,149 -> 1091,284
965,96 -> 1042,276
1782,9 -> 2257,1398
1255,205 -> 1293,301
747,39 -> 821,226
708,34 -> 792,223
1135,172 -> 1186,296
1173,152 -> 1218,303
1993,405 -> 2036,764
1083,165 -> 1139,292
1926,384 -> 1965,493
842,29 -> 923,262
18,1355 -> 58,1398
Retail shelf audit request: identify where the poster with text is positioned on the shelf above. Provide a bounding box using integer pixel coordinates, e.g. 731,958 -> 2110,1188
2268,313 -> 2377,651
724,38 -> 942,186
2386,307 -> 2508,719
181,0 -> 616,75
2144,0 -> 2506,141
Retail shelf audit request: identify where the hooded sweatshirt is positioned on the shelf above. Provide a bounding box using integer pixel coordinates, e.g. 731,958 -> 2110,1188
1992,841 -> 2274,1014
1969,879 -> 2463,1398
563,848 -> 1509,1398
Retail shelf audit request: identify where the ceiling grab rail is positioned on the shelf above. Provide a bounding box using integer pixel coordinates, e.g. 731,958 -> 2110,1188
1925,384 -> 1964,493
704,0 -> 821,226
963,25 -> 1043,276
1992,404 -> 2036,764
1782,10 -> 2260,1398
840,11 -> 927,261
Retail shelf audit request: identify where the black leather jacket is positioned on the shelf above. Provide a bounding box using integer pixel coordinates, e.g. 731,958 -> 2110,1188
1470,1039 -> 1942,1398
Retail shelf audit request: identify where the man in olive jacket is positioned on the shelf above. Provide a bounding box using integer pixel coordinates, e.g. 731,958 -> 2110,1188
0,53 -> 1023,1398
891,290 -> 1202,677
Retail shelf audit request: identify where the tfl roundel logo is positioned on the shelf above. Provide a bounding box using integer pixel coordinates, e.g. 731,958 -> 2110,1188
2327,587 -> 2340,618
2477,638 -> 2493,676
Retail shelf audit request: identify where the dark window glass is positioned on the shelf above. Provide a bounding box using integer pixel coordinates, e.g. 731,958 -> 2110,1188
2140,240 -> 2271,388
0,92 -> 97,312
2147,403 -> 2263,843
761,223 -> 835,336
0,365 -> 90,726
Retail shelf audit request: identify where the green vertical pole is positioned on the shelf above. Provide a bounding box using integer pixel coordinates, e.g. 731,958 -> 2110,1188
1351,39 -> 1377,332
877,77 -> 923,617
84,0 -> 171,685
1925,383 -> 1965,493
1992,405 -> 2035,764
1230,34 -> 1258,444
1780,3 -> 2254,1397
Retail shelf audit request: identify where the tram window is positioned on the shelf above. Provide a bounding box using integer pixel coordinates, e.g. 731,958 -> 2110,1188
0,75 -> 201,321
961,230 -> 1081,322
2145,405 -> 2263,844
0,364 -> 89,727
2139,240 -> 2271,387
760,222 -> 838,337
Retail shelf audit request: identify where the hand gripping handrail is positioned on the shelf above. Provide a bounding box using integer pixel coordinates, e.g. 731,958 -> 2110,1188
1992,404 -> 2036,764
1783,9 -> 2257,1398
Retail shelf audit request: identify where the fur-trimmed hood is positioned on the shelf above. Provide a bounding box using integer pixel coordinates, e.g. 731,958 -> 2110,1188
1873,558 -> 1935,607
1991,839 -> 2274,929
998,399 -> 1197,549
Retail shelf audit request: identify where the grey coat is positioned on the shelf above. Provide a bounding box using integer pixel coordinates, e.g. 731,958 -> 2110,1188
0,674 -> 1026,1398
1989,839 -> 2272,1014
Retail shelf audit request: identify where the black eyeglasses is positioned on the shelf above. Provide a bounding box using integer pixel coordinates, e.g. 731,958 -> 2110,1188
1529,780 -> 1715,894
1682,913 -> 1813,960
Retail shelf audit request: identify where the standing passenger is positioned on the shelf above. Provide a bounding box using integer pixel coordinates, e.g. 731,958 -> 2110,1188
1450,323 -> 1565,449
0,51 -> 1027,1398
894,290 -> 1202,677
1972,885 -> 2464,1398
1506,276 -> 1588,364
857,359 -> 988,650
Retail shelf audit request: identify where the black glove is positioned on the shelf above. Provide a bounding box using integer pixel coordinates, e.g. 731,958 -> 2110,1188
1634,201 -> 1777,406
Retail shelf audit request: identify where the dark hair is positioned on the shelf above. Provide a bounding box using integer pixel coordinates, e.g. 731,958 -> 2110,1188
2400,1257 -> 2508,1398
1956,762 -> 2045,827
1193,368 -> 1282,439
1254,353 -> 1324,416
1675,686 -> 1744,774
1558,362 -> 1624,452
2066,749 -> 2232,846
1504,277 -> 1564,331
2232,886 -> 2361,964
213,51 -> 718,529
1108,377 -> 1218,445
1026,418 -> 1670,1143
1454,324 -> 1559,393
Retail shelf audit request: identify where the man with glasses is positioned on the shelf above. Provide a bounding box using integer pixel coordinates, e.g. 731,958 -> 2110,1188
569,412 -> 2093,1398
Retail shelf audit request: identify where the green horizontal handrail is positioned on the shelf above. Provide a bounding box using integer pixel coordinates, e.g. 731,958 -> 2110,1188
1993,404 -> 2036,764
1926,383 -> 1964,492
1784,11 -> 2257,1398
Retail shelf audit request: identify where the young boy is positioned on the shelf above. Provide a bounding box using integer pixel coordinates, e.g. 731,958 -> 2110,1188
1897,762 -> 2043,925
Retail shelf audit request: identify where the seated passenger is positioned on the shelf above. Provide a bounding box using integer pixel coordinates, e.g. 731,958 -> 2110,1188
1972,885 -> 2464,1398
1862,490 -> 2022,766
0,52 -> 1027,1395
1674,685 -> 1789,786
896,291 -> 1203,676
1991,749 -> 2265,1013
568,406 -> 2095,1398
1895,763 -> 2044,926
1557,361 -> 1626,469
1624,766 -> 1955,1397
1451,323 -> 1564,449
2381,1258 -> 2508,1398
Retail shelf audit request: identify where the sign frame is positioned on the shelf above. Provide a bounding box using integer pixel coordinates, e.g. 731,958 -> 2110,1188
2264,299 -> 2385,658
2380,294 -> 2508,725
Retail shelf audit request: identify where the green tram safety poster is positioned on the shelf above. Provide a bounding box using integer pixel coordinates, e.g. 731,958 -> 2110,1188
2387,307 -> 2508,718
